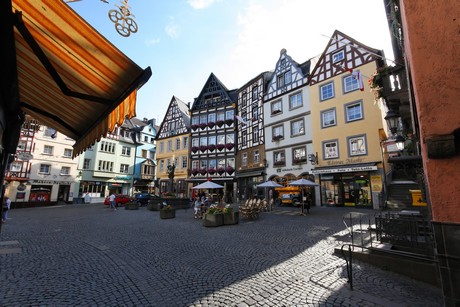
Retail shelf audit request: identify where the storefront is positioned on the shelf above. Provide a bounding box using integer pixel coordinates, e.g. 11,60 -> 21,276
312,163 -> 383,209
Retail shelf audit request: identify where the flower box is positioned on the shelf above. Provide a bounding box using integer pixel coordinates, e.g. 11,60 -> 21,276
216,120 -> 224,127
124,202 -> 139,210
191,146 -> 199,153
216,144 -> 225,151
273,161 -> 285,166
199,168 -> 207,175
223,211 -> 239,225
203,213 -> 224,227
208,144 -> 216,152
199,145 -> 208,152
208,168 -> 216,175
271,109 -> 282,115
225,143 -> 234,150
207,121 -> 215,129
293,158 -> 307,164
160,208 -> 176,219
272,135 -> 283,141
217,167 -> 225,175
191,124 -> 199,131
226,166 -> 234,175
199,123 -> 207,130
225,119 -> 234,126
191,169 -> 198,176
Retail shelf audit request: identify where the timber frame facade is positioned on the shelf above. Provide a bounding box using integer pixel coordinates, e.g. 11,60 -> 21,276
155,96 -> 191,198
235,71 -> 273,201
189,73 -> 237,203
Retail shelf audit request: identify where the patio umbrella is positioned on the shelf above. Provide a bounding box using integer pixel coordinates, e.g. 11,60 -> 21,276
288,179 -> 319,215
192,181 -> 224,189
257,181 -> 283,211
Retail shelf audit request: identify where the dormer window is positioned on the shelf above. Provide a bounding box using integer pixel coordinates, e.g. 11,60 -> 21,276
332,50 -> 344,63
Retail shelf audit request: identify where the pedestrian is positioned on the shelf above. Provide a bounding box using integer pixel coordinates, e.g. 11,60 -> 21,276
194,198 -> 201,219
2,197 -> 11,222
109,193 -> 116,211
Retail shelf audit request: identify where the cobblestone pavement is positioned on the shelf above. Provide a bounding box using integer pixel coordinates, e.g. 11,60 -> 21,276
0,204 -> 442,306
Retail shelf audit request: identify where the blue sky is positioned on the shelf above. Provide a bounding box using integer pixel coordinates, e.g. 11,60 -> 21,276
70,0 -> 394,124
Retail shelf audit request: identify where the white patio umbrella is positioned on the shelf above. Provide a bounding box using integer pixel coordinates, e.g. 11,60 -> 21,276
288,178 -> 319,215
192,181 -> 224,189
257,181 -> 283,211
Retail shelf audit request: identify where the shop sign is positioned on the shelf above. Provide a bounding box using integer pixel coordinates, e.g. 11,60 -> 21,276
115,175 -> 131,180
276,166 -> 303,173
371,175 -> 382,192
312,165 -> 377,174
30,180 -> 53,184
17,183 -> 27,191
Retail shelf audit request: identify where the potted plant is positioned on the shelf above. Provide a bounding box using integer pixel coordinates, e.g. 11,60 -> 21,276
273,160 -> 285,166
208,144 -> 216,152
272,135 -> 283,141
200,145 -> 208,152
293,158 -> 307,164
225,166 -> 234,175
124,199 -> 139,210
208,167 -> 216,175
191,169 -> 198,176
217,167 -> 225,175
191,124 -> 199,131
199,123 -> 207,130
271,109 -> 282,115
191,146 -> 199,153
225,119 -> 234,126
199,168 -> 207,175
216,144 -> 225,151
225,143 -> 234,150
207,121 -> 215,129
216,120 -> 224,127
223,206 -> 239,225
203,205 -> 224,227
160,204 -> 176,219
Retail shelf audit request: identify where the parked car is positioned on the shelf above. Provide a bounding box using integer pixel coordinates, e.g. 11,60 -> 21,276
134,193 -> 160,206
104,194 -> 132,207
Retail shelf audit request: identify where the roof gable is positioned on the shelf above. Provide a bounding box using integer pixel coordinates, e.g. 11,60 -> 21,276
156,96 -> 190,139
191,73 -> 236,111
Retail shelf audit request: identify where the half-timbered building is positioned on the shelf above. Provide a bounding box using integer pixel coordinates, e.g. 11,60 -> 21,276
263,49 -> 315,189
309,30 -> 386,209
155,96 -> 191,198
189,73 -> 237,203
235,71 -> 273,201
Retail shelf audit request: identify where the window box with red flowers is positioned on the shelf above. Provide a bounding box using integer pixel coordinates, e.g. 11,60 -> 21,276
217,167 -> 225,175
271,109 -> 282,115
225,119 -> 234,126
272,135 -> 283,141
293,158 -> 307,164
199,123 -> 207,130
208,144 -> 216,152
216,120 -> 224,128
191,124 -> 199,131
225,166 -> 235,175
216,144 -> 225,151
225,143 -> 234,150
199,168 -> 207,175
273,160 -> 285,166
208,168 -> 216,175
207,121 -> 215,129
191,146 -> 199,153
200,145 -> 208,152
191,169 -> 198,176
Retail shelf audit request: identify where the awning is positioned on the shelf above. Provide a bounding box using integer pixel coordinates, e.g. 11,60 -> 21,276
11,0 -> 151,157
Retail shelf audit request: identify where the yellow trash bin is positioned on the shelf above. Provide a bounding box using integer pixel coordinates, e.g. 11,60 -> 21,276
409,190 -> 427,206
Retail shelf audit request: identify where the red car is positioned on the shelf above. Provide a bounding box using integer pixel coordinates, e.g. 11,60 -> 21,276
104,194 -> 132,207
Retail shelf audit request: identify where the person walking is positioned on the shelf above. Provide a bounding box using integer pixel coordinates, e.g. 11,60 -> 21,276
2,197 -> 11,222
109,193 -> 116,211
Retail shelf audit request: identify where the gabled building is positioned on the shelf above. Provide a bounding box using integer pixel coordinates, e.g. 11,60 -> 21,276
309,30 -> 386,209
235,71 -> 273,200
124,117 -> 158,194
189,73 -> 238,203
155,96 -> 190,198
263,49 -> 314,186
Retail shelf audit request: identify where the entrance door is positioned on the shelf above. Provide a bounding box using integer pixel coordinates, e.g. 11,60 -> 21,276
58,185 -> 70,202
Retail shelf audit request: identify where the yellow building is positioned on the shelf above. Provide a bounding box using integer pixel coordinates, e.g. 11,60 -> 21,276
155,96 -> 191,198
309,30 -> 386,208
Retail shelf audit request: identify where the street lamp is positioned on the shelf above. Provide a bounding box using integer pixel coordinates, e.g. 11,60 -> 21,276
395,134 -> 405,151
385,99 -> 401,135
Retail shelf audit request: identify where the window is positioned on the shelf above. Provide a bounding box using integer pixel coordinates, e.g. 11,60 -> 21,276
182,137 -> 188,149
242,92 -> 247,106
348,135 -> 367,156
289,92 -> 302,109
323,140 -> 339,159
272,125 -> 284,140
182,156 -> 188,169
253,150 -> 260,164
43,145 -> 53,155
200,137 -> 207,146
98,160 -> 114,172
10,162 -> 22,172
149,151 -> 155,159
226,134 -> 234,144
217,159 -> 225,169
321,108 -> 337,128
208,113 -> 216,123
273,150 -> 285,166
208,135 -> 216,145
291,119 -> 305,137
199,160 -> 207,169
293,147 -> 307,162
159,142 -> 164,153
120,164 -> 129,173
284,71 -> 292,85
252,104 -> 259,120
83,159 -> 90,169
39,164 -> 51,174
320,82 -> 334,101
192,138 -> 199,147
144,136 -> 148,142
332,50 -> 344,63
345,101 -> 363,122
150,137 -> 154,143
242,131 -> 247,147
252,86 -> 259,101
242,153 -> 248,167
142,149 -> 147,158
60,166 -> 71,175
121,146 -> 131,156
271,100 -> 282,115
167,140 -> 172,152
160,160 -> 164,172
17,140 -> 26,150
63,148 -> 73,158
44,127 -> 56,137
191,160 -> 199,170
100,141 -> 115,153
216,112 -> 225,121
191,116 -> 199,125
253,127 -> 259,142
225,109 -> 234,120
343,74 -> 360,93
217,135 -> 225,145
174,157 -> 178,167
200,114 -> 207,124
176,139 -> 180,150
277,74 -> 284,88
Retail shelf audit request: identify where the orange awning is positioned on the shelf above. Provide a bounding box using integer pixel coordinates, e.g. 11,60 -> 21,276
11,0 -> 151,157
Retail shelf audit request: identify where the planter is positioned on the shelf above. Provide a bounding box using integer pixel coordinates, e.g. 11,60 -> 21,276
216,144 -> 225,151
203,213 -> 224,227
224,211 -> 239,225
217,168 -> 225,175
225,119 -> 234,126
124,202 -> 139,210
160,209 -> 176,219
208,144 -> 216,152
216,120 -> 224,127
199,123 -> 207,130
147,202 -> 162,211
207,122 -> 215,129
191,124 -> 199,131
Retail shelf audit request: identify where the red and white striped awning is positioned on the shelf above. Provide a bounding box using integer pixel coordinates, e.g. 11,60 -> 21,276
11,0 -> 151,157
